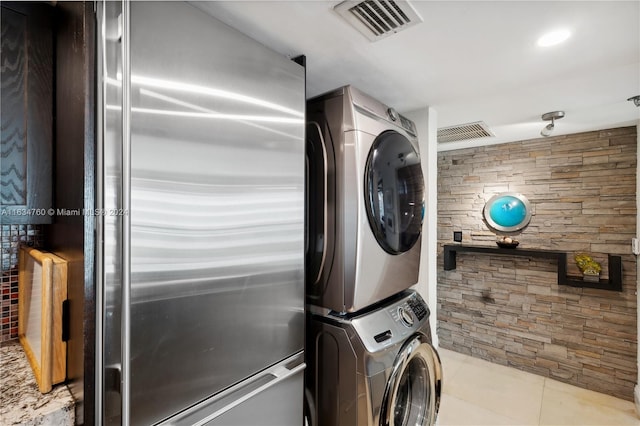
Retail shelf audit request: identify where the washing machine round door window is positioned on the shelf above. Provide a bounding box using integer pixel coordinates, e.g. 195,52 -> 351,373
365,131 -> 425,255
380,335 -> 442,426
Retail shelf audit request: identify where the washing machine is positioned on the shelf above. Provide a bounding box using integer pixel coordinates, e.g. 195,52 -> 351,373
306,85 -> 425,313
305,290 -> 442,426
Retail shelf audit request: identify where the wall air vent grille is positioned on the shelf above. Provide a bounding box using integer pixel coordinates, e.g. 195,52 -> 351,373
438,121 -> 494,143
334,0 -> 423,42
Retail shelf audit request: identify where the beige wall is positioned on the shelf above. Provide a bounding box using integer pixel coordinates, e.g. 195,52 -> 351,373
405,107 -> 439,346
437,126 -> 638,400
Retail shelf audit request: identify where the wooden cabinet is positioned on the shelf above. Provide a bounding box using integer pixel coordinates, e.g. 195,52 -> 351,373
1,3 -> 53,224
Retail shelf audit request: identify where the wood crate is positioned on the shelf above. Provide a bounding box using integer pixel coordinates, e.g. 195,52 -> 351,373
18,246 -> 68,393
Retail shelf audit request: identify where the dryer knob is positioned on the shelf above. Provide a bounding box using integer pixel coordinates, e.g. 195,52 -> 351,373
398,307 -> 414,327
387,107 -> 399,122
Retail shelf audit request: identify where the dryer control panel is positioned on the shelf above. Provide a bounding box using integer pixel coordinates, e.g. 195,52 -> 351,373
385,107 -> 416,135
348,85 -> 418,136
398,114 -> 416,135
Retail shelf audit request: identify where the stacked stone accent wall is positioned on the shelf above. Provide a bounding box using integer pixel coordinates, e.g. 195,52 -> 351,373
437,126 -> 638,400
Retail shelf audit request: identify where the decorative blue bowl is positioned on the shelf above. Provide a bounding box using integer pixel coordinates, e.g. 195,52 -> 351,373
484,193 -> 532,233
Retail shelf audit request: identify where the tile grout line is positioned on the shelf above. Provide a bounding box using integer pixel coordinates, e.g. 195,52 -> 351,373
438,348 -> 639,425
538,377 -> 548,426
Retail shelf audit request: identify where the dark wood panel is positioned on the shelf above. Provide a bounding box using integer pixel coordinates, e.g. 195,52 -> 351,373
0,7 -> 27,205
45,3 -> 96,424
0,2 -> 53,224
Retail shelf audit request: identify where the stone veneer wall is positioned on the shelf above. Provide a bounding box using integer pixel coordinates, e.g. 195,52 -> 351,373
437,126 -> 638,400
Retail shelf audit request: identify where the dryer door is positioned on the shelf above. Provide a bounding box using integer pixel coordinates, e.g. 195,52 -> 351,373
365,131 -> 424,254
380,334 -> 442,426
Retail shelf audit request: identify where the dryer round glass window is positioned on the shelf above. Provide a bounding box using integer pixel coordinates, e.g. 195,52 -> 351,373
365,131 -> 425,254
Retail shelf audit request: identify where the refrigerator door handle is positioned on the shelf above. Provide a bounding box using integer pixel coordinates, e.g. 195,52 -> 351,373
103,364 -> 121,394
119,0 -> 132,424
162,352 -> 306,426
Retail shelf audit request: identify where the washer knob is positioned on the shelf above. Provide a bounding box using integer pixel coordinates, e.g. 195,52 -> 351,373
398,307 -> 414,327
387,107 -> 399,122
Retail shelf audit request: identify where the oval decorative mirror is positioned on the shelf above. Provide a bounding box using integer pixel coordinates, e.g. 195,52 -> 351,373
483,193 -> 532,233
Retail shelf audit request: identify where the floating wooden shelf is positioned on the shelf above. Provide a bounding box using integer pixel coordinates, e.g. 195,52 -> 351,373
443,244 -> 622,292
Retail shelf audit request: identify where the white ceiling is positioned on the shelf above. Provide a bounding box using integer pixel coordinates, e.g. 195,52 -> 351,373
195,1 -> 640,150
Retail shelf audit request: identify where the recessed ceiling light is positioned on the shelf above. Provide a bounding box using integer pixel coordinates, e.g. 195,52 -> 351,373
537,29 -> 571,47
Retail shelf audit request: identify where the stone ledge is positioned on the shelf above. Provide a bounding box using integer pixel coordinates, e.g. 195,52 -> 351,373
0,340 -> 75,425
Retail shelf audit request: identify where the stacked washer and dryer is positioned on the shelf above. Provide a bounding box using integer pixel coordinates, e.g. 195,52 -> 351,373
305,86 -> 442,426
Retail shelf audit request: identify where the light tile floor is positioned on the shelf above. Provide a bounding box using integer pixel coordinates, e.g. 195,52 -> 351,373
436,348 -> 640,425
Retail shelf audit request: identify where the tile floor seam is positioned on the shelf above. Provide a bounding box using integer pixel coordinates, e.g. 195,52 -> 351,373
538,378 -> 548,426
436,348 -> 639,426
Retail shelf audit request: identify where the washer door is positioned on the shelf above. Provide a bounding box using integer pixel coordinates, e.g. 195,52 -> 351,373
380,334 -> 443,426
365,131 -> 424,254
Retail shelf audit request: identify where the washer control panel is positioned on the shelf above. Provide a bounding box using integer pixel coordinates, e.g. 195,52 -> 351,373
337,290 -> 431,353
407,297 -> 428,320
397,306 -> 414,327
387,299 -> 421,336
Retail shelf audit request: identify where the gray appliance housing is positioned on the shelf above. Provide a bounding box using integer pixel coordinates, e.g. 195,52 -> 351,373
306,290 -> 442,426
306,86 -> 425,314
96,2 -> 305,424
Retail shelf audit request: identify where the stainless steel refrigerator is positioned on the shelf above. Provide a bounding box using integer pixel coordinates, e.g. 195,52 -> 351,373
95,2 -> 305,424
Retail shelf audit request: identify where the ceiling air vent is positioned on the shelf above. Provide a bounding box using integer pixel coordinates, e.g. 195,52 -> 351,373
334,0 -> 423,42
438,121 -> 494,143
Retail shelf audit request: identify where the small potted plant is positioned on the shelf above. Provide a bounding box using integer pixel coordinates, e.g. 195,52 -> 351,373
574,253 -> 601,282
